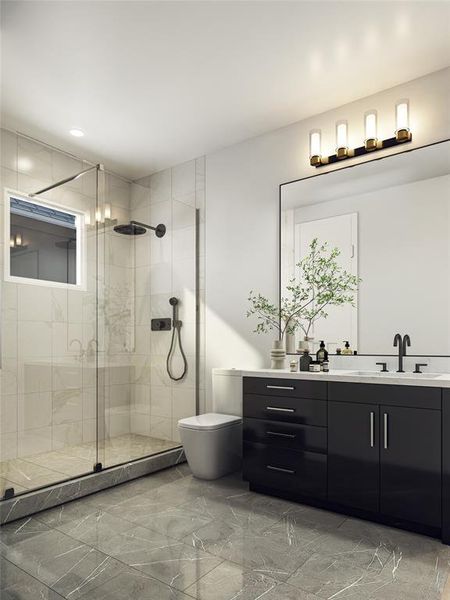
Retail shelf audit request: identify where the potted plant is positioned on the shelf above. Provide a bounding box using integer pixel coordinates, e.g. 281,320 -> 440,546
247,238 -> 360,368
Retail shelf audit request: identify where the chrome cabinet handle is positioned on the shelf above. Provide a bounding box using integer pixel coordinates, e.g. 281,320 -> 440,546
266,431 -> 296,439
266,385 -> 295,390
383,413 -> 388,449
266,465 -> 295,474
370,412 -> 375,448
266,406 -> 295,413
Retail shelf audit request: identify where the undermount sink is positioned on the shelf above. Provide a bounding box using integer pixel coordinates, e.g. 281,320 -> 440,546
347,370 -> 441,379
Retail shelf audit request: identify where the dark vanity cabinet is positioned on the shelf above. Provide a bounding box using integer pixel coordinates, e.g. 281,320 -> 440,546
243,377 -> 448,543
242,378 -> 328,499
328,401 -> 379,513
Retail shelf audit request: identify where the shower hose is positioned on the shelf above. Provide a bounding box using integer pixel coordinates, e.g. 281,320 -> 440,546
166,303 -> 188,381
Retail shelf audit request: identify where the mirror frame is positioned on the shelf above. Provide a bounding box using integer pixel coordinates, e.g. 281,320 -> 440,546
278,138 -> 450,357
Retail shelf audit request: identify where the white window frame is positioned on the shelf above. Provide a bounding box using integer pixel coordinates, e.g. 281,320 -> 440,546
3,188 -> 87,290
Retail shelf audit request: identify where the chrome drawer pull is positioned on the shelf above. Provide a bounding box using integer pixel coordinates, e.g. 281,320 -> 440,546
384,413 -> 388,450
266,385 -> 295,390
266,431 -> 296,439
370,412 -> 375,448
266,406 -> 295,413
266,465 -> 295,474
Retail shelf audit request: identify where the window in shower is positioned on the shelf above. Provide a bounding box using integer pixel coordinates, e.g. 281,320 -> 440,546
4,191 -> 86,288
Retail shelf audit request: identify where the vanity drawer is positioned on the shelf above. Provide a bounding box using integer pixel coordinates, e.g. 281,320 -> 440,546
243,441 -> 327,498
243,377 -> 326,400
243,417 -> 327,453
243,394 -> 327,426
329,382 -> 441,410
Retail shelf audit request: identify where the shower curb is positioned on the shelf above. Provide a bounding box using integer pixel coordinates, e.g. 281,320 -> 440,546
0,447 -> 185,525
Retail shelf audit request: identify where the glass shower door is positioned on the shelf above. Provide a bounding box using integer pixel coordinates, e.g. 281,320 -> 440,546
0,132 -> 100,497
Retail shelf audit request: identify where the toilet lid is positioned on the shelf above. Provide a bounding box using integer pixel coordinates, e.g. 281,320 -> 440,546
178,413 -> 242,431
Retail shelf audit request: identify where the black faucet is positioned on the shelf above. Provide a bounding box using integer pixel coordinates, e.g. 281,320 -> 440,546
393,333 -> 411,373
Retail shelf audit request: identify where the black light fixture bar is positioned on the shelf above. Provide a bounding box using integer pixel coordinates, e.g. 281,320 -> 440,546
314,134 -> 412,168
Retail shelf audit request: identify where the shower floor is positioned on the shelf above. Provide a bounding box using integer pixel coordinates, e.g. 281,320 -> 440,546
0,434 -> 179,495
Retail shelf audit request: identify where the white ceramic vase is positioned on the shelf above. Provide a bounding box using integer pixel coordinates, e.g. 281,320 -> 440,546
270,339 -> 286,370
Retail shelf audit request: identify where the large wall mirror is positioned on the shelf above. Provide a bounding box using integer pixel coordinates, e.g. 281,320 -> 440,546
280,140 -> 450,357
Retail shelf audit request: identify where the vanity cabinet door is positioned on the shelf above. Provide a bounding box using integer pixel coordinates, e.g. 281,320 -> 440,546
380,405 -> 441,528
328,401 -> 379,513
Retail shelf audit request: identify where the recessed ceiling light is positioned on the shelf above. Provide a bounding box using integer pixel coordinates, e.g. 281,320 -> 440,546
70,129 -> 84,137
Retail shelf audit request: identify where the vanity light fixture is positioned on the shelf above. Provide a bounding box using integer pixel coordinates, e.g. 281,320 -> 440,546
309,129 -> 322,166
364,110 -> 378,151
310,100 -> 412,167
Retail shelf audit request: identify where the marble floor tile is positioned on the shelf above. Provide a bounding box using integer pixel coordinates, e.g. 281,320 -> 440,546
92,523 -> 221,590
24,451 -> 93,477
1,525 -> 127,599
185,560 -> 318,600
0,459 -> 66,490
35,502 -> 132,547
288,552 -> 443,600
183,518 -> 311,582
179,488 -> 281,534
74,568 -> 193,600
1,465 -> 449,600
140,505 -> 214,539
0,516 -> 49,547
0,433 -> 180,494
0,557 -> 64,600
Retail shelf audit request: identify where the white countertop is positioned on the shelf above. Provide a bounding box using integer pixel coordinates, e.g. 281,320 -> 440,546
213,368 -> 450,388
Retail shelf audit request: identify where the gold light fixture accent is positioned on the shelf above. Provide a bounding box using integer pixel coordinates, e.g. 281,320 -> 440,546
309,100 -> 412,168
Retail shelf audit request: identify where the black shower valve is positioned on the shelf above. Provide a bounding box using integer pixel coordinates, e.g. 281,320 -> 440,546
151,318 -> 172,331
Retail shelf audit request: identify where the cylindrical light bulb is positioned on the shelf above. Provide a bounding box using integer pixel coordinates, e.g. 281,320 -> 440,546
104,203 -> 111,220
336,120 -> 348,158
309,129 -> 322,166
396,100 -> 409,130
15,233 -> 22,246
10,237 -> 15,248
95,208 -> 102,223
395,99 -> 411,142
364,110 -> 378,150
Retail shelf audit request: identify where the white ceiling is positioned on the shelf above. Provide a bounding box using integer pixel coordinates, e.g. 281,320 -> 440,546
1,1 -> 449,179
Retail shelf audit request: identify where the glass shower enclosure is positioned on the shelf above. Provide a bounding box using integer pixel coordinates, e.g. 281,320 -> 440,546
0,132 -> 197,499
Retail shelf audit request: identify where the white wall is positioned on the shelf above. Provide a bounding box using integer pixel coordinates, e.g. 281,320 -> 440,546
205,67 -> 450,403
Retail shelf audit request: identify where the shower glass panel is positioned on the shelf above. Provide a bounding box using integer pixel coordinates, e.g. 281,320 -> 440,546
98,174 -> 195,470
0,132 -> 99,496
0,131 -> 194,500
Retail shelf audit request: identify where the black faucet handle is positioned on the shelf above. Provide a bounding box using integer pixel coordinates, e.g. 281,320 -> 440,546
376,362 -> 388,372
413,363 -> 428,374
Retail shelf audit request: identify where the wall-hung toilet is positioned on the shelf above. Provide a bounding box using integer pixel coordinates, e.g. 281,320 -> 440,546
178,369 -> 243,480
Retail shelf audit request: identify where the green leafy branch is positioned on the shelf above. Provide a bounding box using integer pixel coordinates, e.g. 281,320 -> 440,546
247,238 -> 360,341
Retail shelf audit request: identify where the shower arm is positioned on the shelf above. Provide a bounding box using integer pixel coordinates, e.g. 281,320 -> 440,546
129,220 -> 160,234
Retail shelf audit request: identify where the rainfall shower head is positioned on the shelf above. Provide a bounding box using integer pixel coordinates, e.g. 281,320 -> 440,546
113,221 -> 166,237
114,223 -> 147,236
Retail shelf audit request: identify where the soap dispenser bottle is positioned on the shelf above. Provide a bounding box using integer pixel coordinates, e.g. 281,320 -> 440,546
300,350 -> 312,371
342,341 -> 352,355
316,340 -> 329,363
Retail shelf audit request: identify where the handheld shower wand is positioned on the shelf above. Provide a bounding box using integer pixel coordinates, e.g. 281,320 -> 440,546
166,297 -> 188,381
